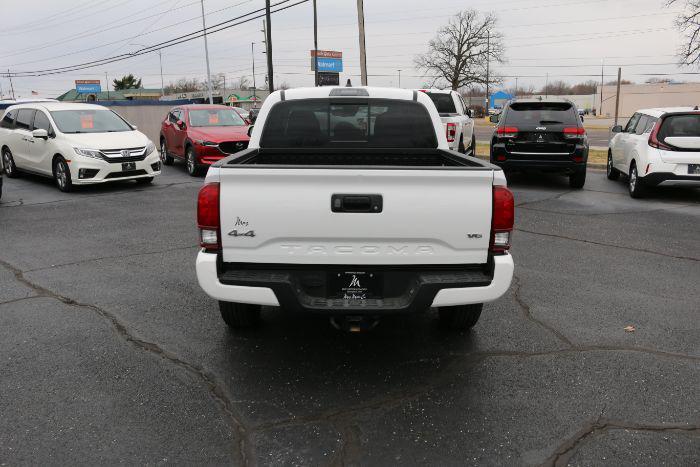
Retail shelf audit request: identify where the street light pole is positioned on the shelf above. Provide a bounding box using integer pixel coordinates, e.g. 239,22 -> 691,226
313,0 -> 318,87
200,0 -> 214,104
398,69 -> 401,88
265,0 -> 274,92
158,50 -> 164,97
251,42 -> 257,102
356,0 -> 368,86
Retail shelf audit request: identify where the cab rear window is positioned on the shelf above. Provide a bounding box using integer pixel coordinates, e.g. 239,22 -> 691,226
505,102 -> 578,126
425,93 -> 457,114
657,114 -> 700,141
260,99 -> 437,148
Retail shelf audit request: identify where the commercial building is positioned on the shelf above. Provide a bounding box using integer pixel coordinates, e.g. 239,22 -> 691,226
597,82 -> 700,118
56,88 -> 163,102
161,89 -> 270,108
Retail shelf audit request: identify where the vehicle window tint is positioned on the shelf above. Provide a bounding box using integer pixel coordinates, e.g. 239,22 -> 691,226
645,117 -> 658,133
624,113 -> 641,133
0,109 -> 17,129
260,99 -> 437,148
635,115 -> 650,135
504,102 -> 578,125
33,111 -> 52,133
425,93 -> 457,114
15,109 -> 35,131
657,114 -> 700,144
188,108 -> 245,127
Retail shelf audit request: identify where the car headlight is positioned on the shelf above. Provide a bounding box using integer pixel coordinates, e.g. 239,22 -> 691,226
145,141 -> 156,155
73,148 -> 103,159
194,139 -> 218,147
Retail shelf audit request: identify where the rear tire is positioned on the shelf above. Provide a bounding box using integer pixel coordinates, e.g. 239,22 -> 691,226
219,301 -> 261,328
628,162 -> 646,198
2,147 -> 19,178
439,303 -> 483,330
569,167 -> 586,189
53,157 -> 73,192
606,151 -> 620,180
160,139 -> 174,165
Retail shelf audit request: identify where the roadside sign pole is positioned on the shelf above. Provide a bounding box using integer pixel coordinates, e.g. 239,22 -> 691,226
313,0 -> 318,87
158,50 -> 164,97
200,0 -> 214,104
356,0 -> 367,86
252,42 -> 257,101
265,0 -> 274,92
614,67 -> 622,127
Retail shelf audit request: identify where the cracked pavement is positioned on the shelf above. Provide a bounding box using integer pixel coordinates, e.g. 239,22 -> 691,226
1,166 -> 698,465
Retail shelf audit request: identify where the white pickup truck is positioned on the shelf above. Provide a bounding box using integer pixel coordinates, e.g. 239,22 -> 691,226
195,86 -> 514,332
419,89 -> 475,154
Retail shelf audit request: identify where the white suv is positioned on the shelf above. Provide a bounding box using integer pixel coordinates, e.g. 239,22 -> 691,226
0,102 -> 160,192
608,107 -> 700,197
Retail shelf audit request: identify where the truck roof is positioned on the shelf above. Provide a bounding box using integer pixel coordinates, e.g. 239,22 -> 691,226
280,86 -> 418,101
636,107 -> 700,118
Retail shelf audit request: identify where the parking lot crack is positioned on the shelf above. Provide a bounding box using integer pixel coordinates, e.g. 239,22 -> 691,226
544,417 -> 700,467
512,274 -> 575,348
516,228 -> 700,262
0,257 -> 254,466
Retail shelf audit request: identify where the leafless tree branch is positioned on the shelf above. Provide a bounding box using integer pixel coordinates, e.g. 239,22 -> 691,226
668,0 -> 700,65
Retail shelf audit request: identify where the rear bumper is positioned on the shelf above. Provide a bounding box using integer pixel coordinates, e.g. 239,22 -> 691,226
491,143 -> 587,172
642,172 -> 700,186
196,251 -> 514,313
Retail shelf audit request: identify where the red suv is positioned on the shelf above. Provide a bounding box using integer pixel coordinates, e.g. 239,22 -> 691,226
159,104 -> 250,176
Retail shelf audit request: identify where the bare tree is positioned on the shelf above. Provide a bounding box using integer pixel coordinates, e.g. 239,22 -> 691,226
668,0 -> 700,65
163,78 -> 201,94
236,75 -> 251,90
414,9 -> 505,90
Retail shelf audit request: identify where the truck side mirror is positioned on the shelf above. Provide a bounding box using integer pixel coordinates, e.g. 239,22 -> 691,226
247,125 -> 254,137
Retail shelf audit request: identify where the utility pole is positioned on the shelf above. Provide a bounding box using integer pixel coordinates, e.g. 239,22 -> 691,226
105,72 -> 110,99
200,0 -> 214,104
545,72 -> 549,99
313,0 -> 318,87
251,42 -> 257,102
515,77 -> 518,98
158,50 -> 164,97
265,0 -> 274,92
485,31 -> 490,112
398,69 -> 401,88
356,0 -> 368,86
7,70 -> 15,100
614,67 -> 622,127
599,58 -> 604,116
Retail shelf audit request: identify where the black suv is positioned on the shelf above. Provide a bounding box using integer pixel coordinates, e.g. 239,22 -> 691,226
490,99 -> 588,188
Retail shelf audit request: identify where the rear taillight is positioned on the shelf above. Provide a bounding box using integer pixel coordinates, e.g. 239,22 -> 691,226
648,119 -> 672,150
446,123 -> 456,142
491,186 -> 514,254
496,126 -> 518,139
563,127 -> 586,139
198,182 -> 221,251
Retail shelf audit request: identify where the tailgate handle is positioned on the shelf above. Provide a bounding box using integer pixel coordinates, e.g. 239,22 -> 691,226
331,194 -> 383,213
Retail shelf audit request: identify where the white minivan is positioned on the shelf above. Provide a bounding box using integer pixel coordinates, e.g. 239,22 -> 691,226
608,107 -> 700,197
0,102 -> 160,192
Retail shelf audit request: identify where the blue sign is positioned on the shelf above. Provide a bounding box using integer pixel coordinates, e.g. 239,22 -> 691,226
76,82 -> 102,94
314,57 -> 343,73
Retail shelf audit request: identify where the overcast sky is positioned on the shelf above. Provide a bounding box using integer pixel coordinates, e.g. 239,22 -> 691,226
0,0 -> 693,99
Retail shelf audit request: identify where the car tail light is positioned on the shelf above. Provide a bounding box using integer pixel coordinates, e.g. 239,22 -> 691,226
648,119 -> 672,150
496,126 -> 518,139
491,186 -> 514,254
446,123 -> 457,142
563,127 -> 586,139
198,182 -> 221,251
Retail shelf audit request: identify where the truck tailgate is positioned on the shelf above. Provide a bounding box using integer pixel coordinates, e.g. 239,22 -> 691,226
219,168 -> 494,265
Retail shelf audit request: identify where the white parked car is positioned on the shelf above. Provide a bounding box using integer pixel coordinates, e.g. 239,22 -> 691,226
608,107 -> 700,197
0,102 -> 160,192
196,86 -> 514,332
418,89 -> 475,154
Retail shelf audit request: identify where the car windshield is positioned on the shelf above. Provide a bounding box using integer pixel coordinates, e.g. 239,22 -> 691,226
50,109 -> 133,133
426,93 -> 457,114
188,108 -> 245,127
260,99 -> 437,148
505,102 -> 578,125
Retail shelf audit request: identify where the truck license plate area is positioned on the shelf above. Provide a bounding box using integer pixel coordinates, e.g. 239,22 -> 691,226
328,271 -> 383,300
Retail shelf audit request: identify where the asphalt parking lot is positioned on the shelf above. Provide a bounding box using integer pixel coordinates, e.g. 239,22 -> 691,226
1,163 -> 698,465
